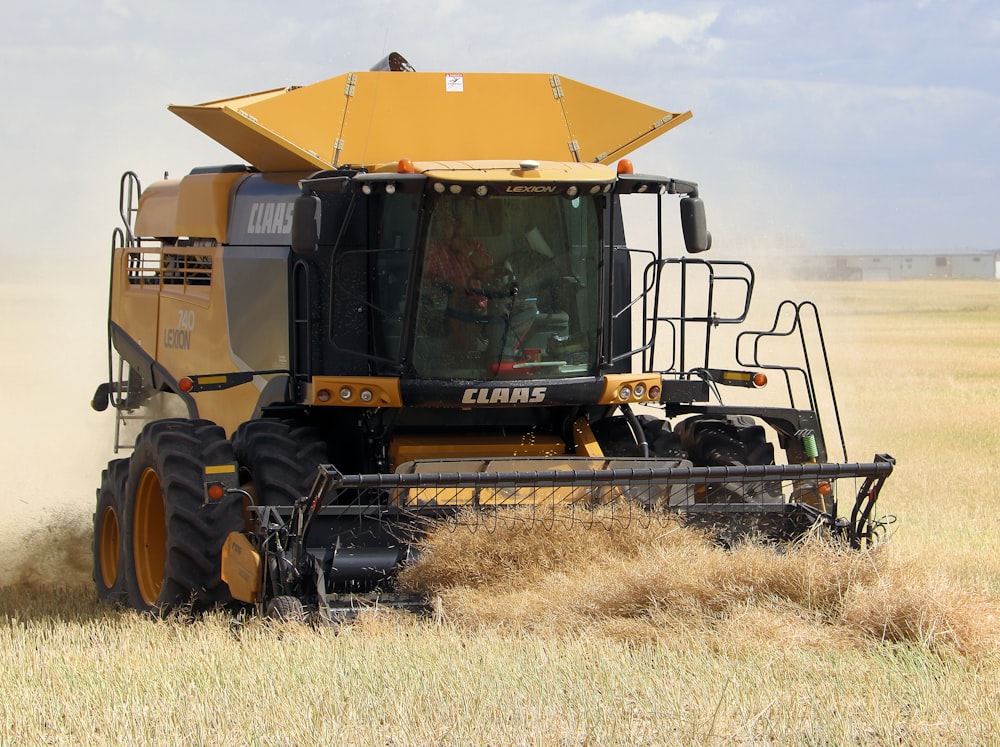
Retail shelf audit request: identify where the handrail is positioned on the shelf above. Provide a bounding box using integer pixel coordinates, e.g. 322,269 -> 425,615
118,171 -> 142,247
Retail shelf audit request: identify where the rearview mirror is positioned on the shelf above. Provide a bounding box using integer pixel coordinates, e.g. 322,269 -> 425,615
680,196 -> 712,253
290,195 -> 321,254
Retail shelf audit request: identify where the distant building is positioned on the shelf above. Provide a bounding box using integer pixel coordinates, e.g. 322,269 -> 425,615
786,252 -> 1000,281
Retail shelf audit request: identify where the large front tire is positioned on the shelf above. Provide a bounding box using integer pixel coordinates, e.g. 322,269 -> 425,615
93,458 -> 129,606
122,419 -> 244,614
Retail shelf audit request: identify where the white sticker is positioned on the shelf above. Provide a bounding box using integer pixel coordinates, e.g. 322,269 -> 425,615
445,73 -> 464,92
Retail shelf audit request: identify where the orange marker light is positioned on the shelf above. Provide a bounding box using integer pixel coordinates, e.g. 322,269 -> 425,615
818,481 -> 833,496
617,159 -> 634,175
397,158 -> 415,173
752,372 -> 768,388
207,483 -> 226,501
179,377 -> 194,393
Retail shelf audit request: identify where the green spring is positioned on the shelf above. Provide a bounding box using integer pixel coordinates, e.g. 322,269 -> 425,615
802,431 -> 819,459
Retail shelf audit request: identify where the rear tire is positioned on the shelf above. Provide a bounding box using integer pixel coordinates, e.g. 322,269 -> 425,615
93,458 -> 129,606
122,419 -> 245,614
675,415 -> 777,503
231,419 -> 328,506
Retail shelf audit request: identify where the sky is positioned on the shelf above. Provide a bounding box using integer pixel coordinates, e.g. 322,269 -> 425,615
1,0 -> 998,264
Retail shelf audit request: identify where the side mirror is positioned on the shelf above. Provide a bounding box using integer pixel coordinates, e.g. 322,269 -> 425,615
680,196 -> 712,253
290,195 -> 321,254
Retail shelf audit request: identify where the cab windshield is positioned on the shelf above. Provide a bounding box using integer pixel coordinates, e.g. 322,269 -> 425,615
412,194 -> 602,380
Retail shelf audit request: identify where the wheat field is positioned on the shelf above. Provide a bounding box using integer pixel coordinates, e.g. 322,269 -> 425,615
2,279 -> 999,745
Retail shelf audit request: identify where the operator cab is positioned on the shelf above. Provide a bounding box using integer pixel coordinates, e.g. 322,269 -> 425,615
407,194 -> 601,380
291,161 -> 709,392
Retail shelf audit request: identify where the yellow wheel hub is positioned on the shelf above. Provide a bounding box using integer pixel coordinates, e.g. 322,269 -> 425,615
133,467 -> 167,606
98,505 -> 120,589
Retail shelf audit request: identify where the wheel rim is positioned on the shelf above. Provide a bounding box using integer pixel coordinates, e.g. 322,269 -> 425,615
134,467 -> 167,606
98,505 -> 120,588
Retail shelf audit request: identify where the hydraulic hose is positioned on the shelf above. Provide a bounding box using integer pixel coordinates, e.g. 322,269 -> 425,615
620,403 -> 649,458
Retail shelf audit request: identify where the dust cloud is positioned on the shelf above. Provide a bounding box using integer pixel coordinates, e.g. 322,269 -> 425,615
0,256 -> 115,585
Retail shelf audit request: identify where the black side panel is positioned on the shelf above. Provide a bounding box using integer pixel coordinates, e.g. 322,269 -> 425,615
291,259 -> 315,379
319,193 -> 372,376
607,196 -> 627,247
287,191 -> 372,378
608,247 -> 632,373
228,173 -> 306,247
222,245 -> 291,372
329,248 -> 370,375
604,194 -> 631,374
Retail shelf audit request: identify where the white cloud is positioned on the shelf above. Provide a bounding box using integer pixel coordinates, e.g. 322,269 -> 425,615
102,0 -> 130,18
986,16 -> 1000,40
605,9 -> 721,50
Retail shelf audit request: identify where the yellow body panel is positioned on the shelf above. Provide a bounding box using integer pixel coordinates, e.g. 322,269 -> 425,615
389,431 -> 567,470
154,255 -> 263,434
132,172 -> 247,242
111,246 -> 160,359
169,72 -> 690,171
110,241 -> 274,436
175,172 -> 248,241
168,103 -> 328,172
133,180 -> 181,238
555,76 -> 691,163
221,531 -> 261,604
572,418 -> 604,458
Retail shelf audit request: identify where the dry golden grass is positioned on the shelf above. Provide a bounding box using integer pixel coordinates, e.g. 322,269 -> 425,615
811,280 -> 1000,591
3,279 -> 1000,745
400,512 -> 1000,656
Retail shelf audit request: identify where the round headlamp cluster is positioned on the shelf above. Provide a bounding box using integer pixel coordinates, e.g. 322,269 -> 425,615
616,381 -> 661,403
316,386 -> 375,405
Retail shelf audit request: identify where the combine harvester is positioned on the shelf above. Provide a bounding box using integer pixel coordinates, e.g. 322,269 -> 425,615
92,54 -> 893,619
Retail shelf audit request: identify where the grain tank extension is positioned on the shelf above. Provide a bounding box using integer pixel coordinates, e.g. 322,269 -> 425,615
92,55 -> 893,618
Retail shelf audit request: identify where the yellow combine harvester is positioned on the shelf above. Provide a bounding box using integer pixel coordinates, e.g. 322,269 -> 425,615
92,54 -> 893,618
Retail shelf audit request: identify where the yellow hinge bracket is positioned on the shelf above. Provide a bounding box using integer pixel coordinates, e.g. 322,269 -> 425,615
344,73 -> 357,97
549,75 -> 564,99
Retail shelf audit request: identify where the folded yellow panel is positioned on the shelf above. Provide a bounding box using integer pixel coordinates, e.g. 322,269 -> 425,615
168,100 -> 330,172
169,71 -> 690,171
554,75 -> 692,164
